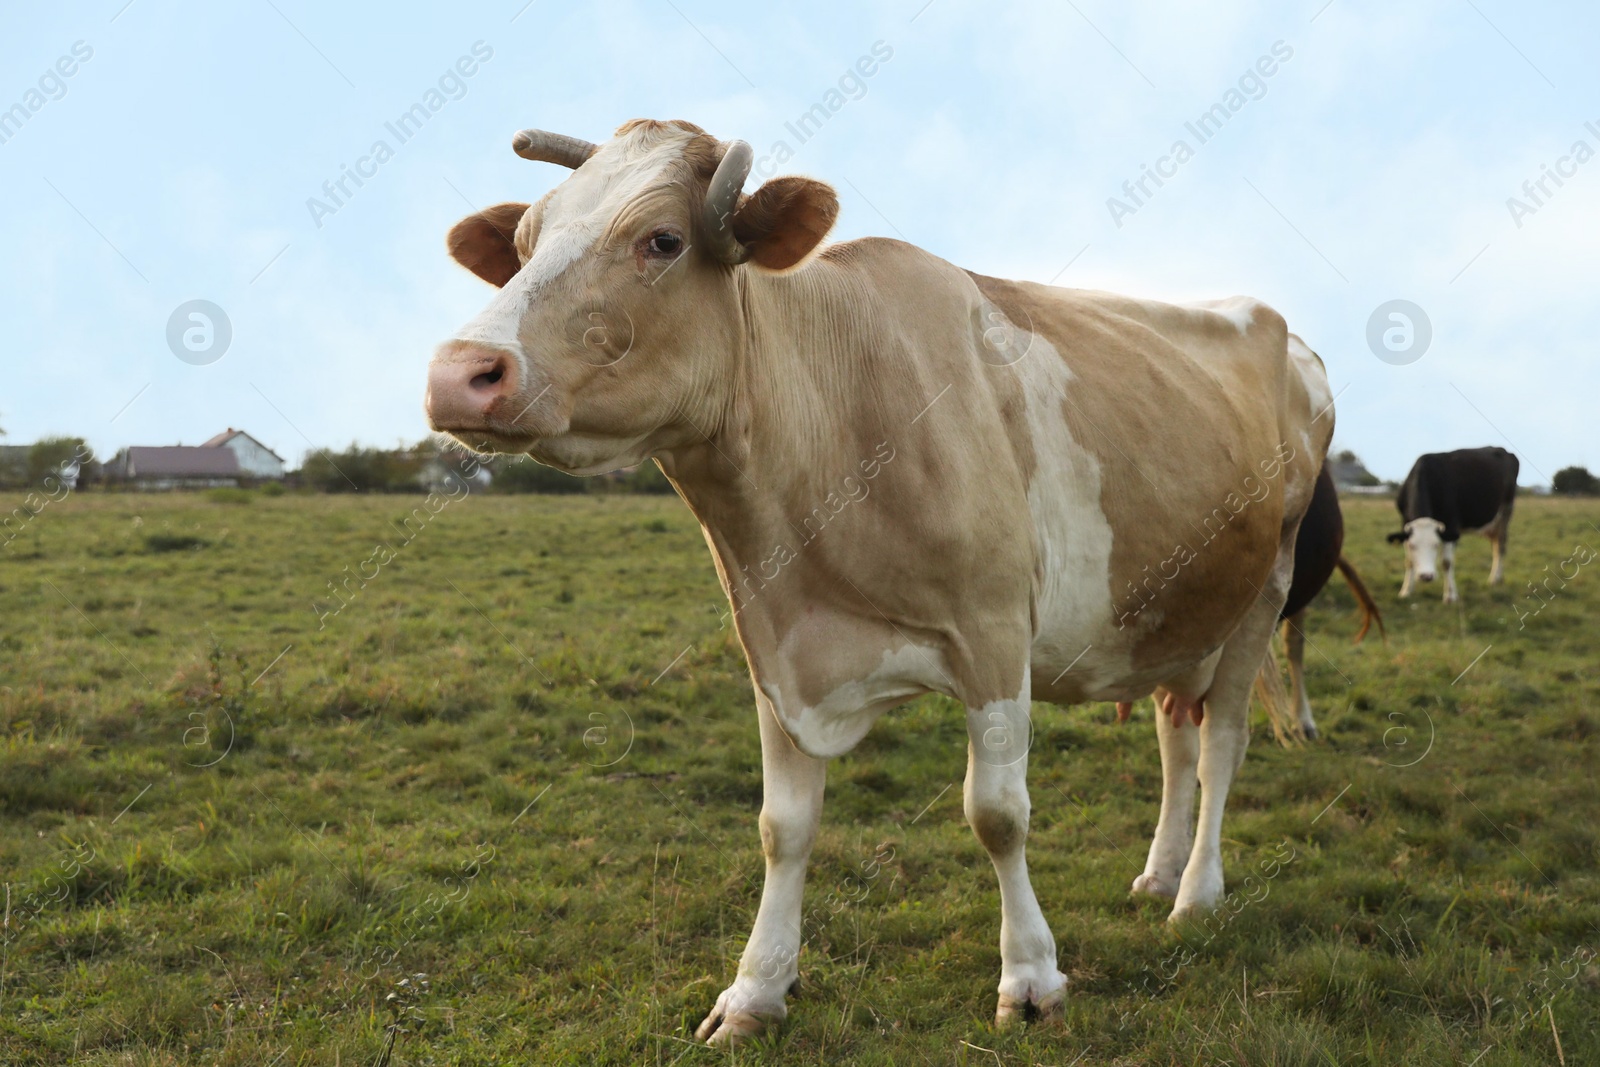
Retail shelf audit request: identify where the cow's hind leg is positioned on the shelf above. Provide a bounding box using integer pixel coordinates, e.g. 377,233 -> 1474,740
965,685 -> 1066,1027
1489,520 -> 1508,584
1441,541 -> 1459,604
1283,611 -> 1317,739
1132,688 -> 1199,899
1171,550 -> 1293,919
697,691 -> 825,1046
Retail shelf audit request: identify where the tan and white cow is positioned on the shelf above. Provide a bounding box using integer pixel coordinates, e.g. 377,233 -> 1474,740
425,119 -> 1334,1043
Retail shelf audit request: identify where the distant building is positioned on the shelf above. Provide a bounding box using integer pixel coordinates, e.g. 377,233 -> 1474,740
200,428 -> 286,479
117,446 -> 242,489
419,452 -> 492,493
114,428 -> 286,489
1328,449 -> 1383,490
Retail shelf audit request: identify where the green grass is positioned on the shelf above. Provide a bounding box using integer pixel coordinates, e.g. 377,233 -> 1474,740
1,490 -> 1597,1065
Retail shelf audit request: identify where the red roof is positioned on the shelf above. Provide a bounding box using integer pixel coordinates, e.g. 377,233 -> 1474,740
126,446 -> 241,478
199,428 -> 284,461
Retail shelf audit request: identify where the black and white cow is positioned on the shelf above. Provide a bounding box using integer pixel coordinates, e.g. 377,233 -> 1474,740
1387,447 -> 1519,602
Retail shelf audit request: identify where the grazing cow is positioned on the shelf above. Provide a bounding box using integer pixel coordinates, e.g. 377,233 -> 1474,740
1387,447 -> 1518,602
425,119 -> 1333,1043
1265,464 -> 1383,740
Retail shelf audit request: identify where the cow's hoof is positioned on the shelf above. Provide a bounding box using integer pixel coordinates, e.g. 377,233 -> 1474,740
1169,900 -> 1212,922
695,1008 -> 775,1046
995,976 -> 1067,1028
1131,872 -> 1179,899
1300,722 -> 1320,741
695,981 -> 785,1047
1169,888 -> 1225,922
1169,864 -> 1224,919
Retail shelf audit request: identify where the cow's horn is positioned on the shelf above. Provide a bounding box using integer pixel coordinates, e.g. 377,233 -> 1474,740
703,140 -> 753,265
511,129 -> 597,169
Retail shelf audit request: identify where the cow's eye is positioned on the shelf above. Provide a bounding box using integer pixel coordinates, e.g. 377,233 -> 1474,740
647,232 -> 682,255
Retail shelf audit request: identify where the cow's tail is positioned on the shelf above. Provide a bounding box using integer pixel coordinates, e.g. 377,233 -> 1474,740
1252,632 -> 1302,748
1335,555 -> 1385,644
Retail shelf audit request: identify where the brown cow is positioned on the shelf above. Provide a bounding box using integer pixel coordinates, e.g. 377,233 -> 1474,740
426,119 -> 1334,1044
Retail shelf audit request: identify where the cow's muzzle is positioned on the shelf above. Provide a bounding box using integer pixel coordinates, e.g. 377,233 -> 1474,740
426,340 -> 525,434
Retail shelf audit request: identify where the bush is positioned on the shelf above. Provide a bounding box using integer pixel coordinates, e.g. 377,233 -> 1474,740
259,481 -> 286,497
145,534 -> 208,553
300,445 -> 426,493
491,457 -> 588,494
617,461 -> 676,495
27,437 -> 95,487
205,487 -> 253,504
1552,466 -> 1599,496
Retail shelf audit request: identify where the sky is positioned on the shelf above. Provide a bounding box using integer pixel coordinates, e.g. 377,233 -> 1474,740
1,0 -> 1595,483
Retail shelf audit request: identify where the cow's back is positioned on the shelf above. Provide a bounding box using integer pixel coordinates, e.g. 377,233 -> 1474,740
1400,447 -> 1518,535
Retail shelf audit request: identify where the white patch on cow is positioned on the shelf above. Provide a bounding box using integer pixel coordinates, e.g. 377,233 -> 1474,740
1204,297 -> 1260,335
1285,334 -> 1331,474
1405,517 -> 1445,582
450,124 -> 705,395
1005,328 -> 1129,698
454,223 -> 596,348
1287,334 -> 1332,420
763,643 -> 950,758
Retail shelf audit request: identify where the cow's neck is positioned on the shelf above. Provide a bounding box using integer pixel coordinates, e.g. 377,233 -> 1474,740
660,253 -> 925,633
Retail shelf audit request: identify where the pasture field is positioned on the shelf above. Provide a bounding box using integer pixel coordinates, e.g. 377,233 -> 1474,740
1,489 -> 1597,1065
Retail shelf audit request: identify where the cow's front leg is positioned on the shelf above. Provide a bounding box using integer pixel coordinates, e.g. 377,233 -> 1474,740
1399,556 -> 1415,598
696,692 -> 825,1047
966,692 -> 1066,1027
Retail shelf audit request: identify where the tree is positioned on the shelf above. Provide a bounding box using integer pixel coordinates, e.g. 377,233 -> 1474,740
617,461 -> 675,494
28,436 -> 92,486
299,444 -> 427,493
1552,466 -> 1599,496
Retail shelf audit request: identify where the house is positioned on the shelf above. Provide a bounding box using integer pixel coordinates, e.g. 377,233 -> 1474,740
113,428 -> 286,489
117,446 -> 242,489
1328,449 -> 1383,490
200,429 -> 286,479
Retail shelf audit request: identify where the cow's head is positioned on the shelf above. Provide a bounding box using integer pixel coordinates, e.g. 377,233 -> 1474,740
425,119 -> 839,474
1387,517 -> 1453,581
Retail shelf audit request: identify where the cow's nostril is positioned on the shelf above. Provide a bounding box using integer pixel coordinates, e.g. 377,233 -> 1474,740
471,366 -> 504,389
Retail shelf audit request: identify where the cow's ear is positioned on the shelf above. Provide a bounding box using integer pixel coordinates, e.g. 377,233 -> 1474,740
448,202 -> 531,287
731,177 -> 839,271
1386,531 -> 1408,544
